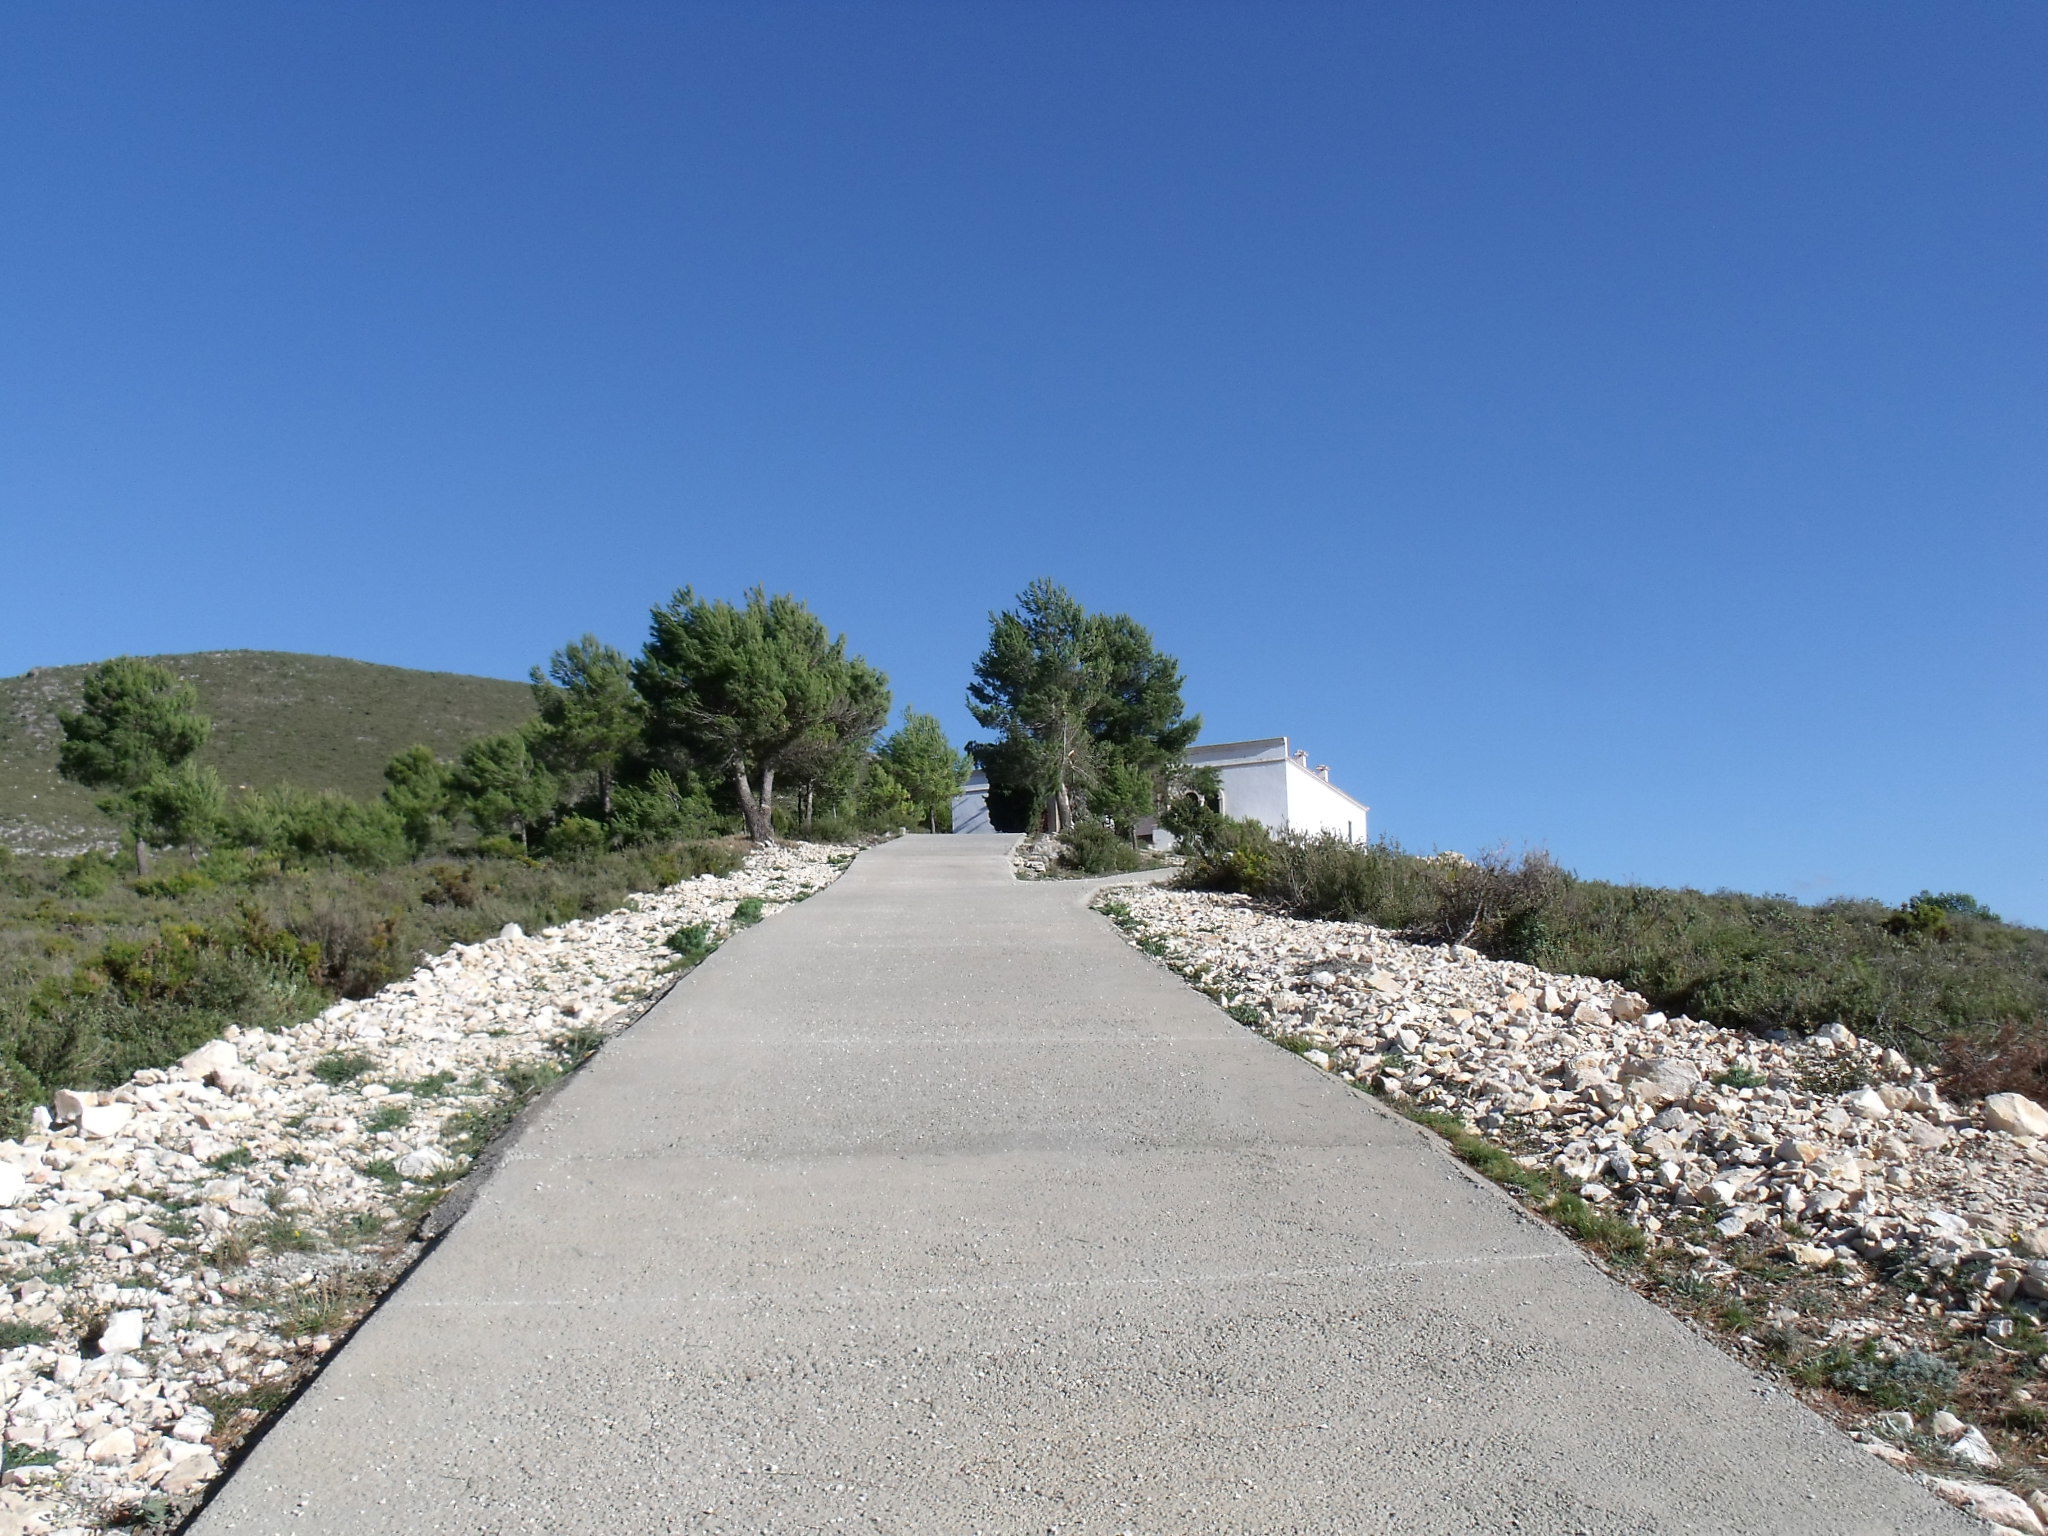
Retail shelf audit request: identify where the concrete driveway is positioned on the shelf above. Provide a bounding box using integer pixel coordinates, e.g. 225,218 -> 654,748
188,835 -> 1975,1534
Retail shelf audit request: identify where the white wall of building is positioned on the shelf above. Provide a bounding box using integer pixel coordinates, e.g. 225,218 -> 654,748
1282,757 -> 1369,841
952,735 -> 1366,842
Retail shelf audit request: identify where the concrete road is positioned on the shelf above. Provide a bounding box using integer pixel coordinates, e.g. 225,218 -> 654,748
190,836 -> 1975,1535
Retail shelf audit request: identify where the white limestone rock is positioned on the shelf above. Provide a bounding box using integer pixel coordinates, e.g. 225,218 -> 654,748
1922,1477 -> 2044,1535
76,1103 -> 135,1140
1984,1093 -> 2048,1139
96,1310 -> 145,1356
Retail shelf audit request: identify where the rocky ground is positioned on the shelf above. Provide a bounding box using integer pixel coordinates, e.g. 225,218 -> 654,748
1098,883 -> 2048,1536
0,841 -> 855,1535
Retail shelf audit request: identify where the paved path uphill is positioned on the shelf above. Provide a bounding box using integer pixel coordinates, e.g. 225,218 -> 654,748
191,837 -> 1973,1535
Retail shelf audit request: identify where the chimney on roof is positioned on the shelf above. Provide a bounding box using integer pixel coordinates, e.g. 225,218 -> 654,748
1316,765 -> 1329,782
1294,750 -> 1308,767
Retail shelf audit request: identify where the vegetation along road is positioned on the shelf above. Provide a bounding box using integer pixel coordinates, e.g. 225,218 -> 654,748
188,836 -> 1974,1535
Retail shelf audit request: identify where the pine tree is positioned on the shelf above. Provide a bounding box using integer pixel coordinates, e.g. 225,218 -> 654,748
633,587 -> 890,843
56,657 -> 213,873
878,710 -> 972,833
966,581 -> 1198,833
528,635 -> 644,820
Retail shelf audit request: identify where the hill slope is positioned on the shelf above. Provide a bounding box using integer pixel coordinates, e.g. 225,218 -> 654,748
0,651 -> 534,854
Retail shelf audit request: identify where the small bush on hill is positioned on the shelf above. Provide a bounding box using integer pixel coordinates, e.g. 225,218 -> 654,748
543,816 -> 607,859
1056,822 -> 1142,876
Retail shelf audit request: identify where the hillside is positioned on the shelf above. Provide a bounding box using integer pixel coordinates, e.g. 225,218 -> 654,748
0,651 -> 534,854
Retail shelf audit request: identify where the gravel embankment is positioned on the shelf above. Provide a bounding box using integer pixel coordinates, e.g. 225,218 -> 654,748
0,841 -> 853,1536
1099,883 -> 2048,1534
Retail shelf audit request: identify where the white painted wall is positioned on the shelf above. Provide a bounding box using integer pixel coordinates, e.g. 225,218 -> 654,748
951,736 -> 1367,842
1214,758 -> 1290,828
1201,737 -> 1367,843
1282,759 -> 1369,842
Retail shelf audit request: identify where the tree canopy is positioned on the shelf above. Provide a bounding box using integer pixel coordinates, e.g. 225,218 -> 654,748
879,709 -> 972,834
449,732 -> 555,847
632,587 -> 890,842
966,580 -> 1198,833
57,657 -> 214,871
528,635 -> 644,820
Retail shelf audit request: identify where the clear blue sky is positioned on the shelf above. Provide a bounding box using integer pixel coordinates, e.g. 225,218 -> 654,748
4,3 -> 2043,921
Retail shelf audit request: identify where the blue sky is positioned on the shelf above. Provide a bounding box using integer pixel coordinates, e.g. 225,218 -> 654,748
4,3 -> 2043,921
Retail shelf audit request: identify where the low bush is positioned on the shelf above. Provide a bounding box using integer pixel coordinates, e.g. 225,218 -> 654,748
543,816 -> 607,859
1056,821 -> 1142,876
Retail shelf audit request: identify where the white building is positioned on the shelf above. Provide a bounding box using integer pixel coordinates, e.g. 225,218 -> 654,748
951,736 -> 1368,844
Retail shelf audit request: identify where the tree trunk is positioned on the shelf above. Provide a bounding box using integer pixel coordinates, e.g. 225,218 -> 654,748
597,766 -> 613,821
133,835 -> 150,877
733,766 -> 775,844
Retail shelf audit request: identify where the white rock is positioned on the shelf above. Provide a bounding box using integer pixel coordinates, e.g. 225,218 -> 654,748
97,1309 -> 145,1356
395,1146 -> 455,1180
499,922 -> 526,941
178,1039 -> 239,1079
161,1450 -> 220,1494
1922,1477 -> 2045,1535
1984,1093 -> 2048,1139
51,1088 -> 93,1124
77,1102 -> 136,1139
1949,1426 -> 2000,1469
14,1209 -> 73,1243
0,1162 -> 24,1208
86,1426 -> 137,1463
1842,1087 -> 1890,1120
1618,1058 -> 1700,1106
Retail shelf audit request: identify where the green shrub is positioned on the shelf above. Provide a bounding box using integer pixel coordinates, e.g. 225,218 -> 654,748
544,816 -> 607,859
664,923 -> 715,965
363,1102 -> 409,1133
224,785 -> 409,870
59,853 -> 118,899
420,864 -> 481,909
312,1052 -> 376,1085
799,811 -> 873,845
284,898 -> 406,998
1794,1340 -> 1957,1411
133,866 -> 214,899
730,897 -> 766,928
473,834 -> 530,862
1056,822 -> 1142,876
610,770 -> 725,846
